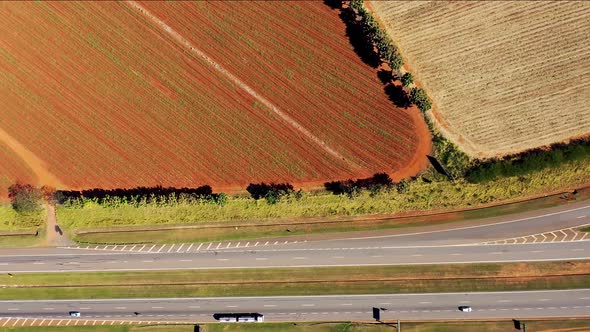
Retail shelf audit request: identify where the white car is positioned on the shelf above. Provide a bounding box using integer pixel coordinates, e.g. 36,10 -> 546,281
69,311 -> 81,317
458,306 -> 472,312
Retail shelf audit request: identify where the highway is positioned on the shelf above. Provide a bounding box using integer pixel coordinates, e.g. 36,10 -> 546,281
1,290 -> 589,322
0,199 -> 588,322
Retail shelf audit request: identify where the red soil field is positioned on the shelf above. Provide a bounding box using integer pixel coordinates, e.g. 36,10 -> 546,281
0,2 -> 430,194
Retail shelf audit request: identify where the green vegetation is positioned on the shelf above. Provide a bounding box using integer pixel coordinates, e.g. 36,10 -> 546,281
3,261 -> 588,300
401,72 -> 413,87
582,227 -> 590,232
409,87 -> 431,113
0,202 -> 45,231
58,160 -> 590,237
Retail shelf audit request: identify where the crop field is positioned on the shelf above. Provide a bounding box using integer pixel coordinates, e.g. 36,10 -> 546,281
0,1 -> 430,195
370,1 -> 590,158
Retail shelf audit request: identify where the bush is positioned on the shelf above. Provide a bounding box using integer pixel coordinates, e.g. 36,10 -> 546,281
401,73 -> 414,87
246,182 -> 295,203
8,183 -> 43,214
409,87 -> 432,112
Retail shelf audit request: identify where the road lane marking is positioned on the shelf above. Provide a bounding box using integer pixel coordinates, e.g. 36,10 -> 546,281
255,258 -> 268,261
151,307 -> 163,309
142,260 -> 153,263
226,305 -> 238,308
189,306 -> 200,308
302,304 -> 315,307
498,300 -> 511,303
577,215 -> 586,219
196,243 -> 203,251
538,299 -> 550,301
7,308 -> 20,311
177,244 -> 185,252
33,262 -> 45,265
179,259 -> 192,262
186,243 -> 194,252
80,307 -> 91,310
206,243 -> 212,250
419,302 -> 432,304
43,307 -> 55,310
115,307 -> 127,309
370,255 -> 383,258
264,305 -> 276,307
217,258 -> 229,261
293,257 -> 307,260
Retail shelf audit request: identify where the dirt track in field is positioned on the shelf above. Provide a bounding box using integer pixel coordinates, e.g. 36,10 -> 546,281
125,0 -> 357,169
0,127 -> 63,189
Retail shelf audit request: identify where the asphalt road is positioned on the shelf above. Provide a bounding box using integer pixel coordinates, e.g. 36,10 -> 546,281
0,201 -> 588,273
1,290 -> 589,322
0,199 -> 589,322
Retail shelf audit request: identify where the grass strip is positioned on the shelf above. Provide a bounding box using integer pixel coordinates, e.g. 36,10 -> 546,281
71,187 -> 590,245
1,261 -> 589,300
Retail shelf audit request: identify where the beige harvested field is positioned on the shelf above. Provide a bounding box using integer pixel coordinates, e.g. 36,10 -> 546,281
370,1 -> 590,158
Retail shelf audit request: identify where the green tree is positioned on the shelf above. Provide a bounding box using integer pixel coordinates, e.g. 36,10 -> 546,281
401,72 -> 414,87
8,183 -> 43,214
409,87 -> 432,112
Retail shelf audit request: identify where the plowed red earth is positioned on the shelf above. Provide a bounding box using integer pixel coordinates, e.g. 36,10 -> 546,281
0,2 -> 430,194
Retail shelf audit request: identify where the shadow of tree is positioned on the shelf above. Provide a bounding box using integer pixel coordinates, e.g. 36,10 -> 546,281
384,83 -> 411,108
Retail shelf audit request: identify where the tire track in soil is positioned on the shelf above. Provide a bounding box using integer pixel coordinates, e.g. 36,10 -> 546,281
124,0 -> 362,171
0,127 -> 64,189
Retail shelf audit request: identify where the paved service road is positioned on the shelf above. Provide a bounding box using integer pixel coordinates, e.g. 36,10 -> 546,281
1,290 -> 589,322
0,202 -> 588,273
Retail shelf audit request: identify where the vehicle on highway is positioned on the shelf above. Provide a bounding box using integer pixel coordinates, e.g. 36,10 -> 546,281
69,311 -> 81,317
458,306 -> 473,312
213,313 -> 264,323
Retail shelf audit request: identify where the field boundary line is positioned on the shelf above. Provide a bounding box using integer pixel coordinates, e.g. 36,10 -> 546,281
124,0 -> 357,169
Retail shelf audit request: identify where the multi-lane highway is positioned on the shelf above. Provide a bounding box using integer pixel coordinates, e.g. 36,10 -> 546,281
0,199 -> 589,322
1,290 -> 589,322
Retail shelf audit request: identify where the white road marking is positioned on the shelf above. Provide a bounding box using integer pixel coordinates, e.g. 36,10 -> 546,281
498,300 -> 511,303
255,258 -> 268,261
180,259 -> 192,262
33,262 -> 45,265
196,243 -> 203,251
43,307 -> 55,310
293,257 -> 307,260
264,305 -> 276,307
176,244 -> 185,252
7,308 -> 19,311
226,305 -> 238,308
577,215 -> 586,219
115,307 -> 127,309
142,260 -> 154,263
302,304 -> 315,307
186,243 -> 194,252
151,307 -> 163,309
217,258 -> 229,261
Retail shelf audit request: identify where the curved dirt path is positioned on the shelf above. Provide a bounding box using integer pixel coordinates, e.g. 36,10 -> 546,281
0,127 -> 63,188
